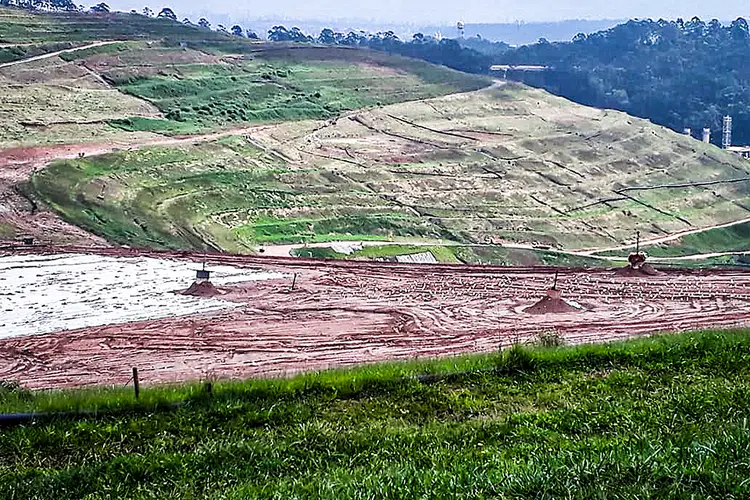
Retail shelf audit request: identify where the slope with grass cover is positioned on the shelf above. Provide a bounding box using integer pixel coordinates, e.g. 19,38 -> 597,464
2,329 -> 750,498
29,83 -> 750,252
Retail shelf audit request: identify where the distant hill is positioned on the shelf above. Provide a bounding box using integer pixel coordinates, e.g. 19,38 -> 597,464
421,20 -> 624,45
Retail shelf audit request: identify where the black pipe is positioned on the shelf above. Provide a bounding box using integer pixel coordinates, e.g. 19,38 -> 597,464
0,402 -> 186,428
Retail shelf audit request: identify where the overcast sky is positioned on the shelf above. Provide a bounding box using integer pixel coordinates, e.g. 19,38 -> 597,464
109,0 -> 749,24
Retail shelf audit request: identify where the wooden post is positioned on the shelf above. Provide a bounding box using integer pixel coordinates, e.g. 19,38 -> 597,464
291,273 -> 297,291
552,270 -> 559,290
132,367 -> 140,400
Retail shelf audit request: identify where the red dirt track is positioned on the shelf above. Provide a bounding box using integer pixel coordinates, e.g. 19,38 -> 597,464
1,245 -> 750,389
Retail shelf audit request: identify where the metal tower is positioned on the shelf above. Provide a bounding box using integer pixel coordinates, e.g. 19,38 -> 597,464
723,115 -> 733,149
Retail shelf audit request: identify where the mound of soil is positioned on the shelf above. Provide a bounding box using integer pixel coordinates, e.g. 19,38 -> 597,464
524,289 -> 582,315
181,281 -> 223,297
615,264 -> 661,277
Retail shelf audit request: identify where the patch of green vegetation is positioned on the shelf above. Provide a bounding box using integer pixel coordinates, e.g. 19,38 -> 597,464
0,8 -> 230,45
109,49 -> 490,130
350,244 -> 460,263
596,222 -> 750,258
291,246 -> 345,259
538,250 -> 607,267
57,41 -> 131,62
109,116 -> 201,135
237,213 -> 447,244
3,329 -> 750,498
292,244 -> 461,263
0,40 -> 79,63
0,221 -> 16,238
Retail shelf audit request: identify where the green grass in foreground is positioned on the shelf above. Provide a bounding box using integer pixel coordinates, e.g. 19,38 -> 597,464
2,329 -> 750,498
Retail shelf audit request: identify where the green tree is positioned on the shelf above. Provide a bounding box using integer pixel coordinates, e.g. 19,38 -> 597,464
157,7 -> 177,21
89,2 -> 109,12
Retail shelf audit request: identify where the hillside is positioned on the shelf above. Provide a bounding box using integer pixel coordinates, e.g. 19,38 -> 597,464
3,329 -> 750,498
29,83 -> 750,253
0,7 -> 491,245
1,8 -> 749,259
0,8 -> 490,147
499,18 -> 750,147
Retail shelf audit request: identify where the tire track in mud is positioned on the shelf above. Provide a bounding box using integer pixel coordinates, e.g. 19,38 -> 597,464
0,247 -> 748,389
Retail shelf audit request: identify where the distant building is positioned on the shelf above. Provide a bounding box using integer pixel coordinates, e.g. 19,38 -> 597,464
490,64 -> 548,72
727,146 -> 750,159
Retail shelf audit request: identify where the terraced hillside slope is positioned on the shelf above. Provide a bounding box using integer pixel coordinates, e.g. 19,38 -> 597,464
30,83 -> 750,253
0,7 -> 490,244
2,8 -> 749,257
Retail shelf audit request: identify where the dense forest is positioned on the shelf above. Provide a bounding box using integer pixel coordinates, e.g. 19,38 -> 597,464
498,18 -> 750,146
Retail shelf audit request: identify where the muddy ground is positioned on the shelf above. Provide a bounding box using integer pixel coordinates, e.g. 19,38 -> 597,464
1,246 -> 748,389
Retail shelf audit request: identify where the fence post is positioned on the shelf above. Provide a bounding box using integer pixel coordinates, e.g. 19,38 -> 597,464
132,367 -> 140,400
291,273 -> 297,291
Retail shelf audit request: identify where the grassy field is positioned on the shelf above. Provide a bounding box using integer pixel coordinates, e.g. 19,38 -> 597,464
2,329 -> 750,498
100,45 -> 491,133
0,8 -> 229,46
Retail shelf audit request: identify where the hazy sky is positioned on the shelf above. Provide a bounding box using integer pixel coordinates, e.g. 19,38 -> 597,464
109,0 -> 749,24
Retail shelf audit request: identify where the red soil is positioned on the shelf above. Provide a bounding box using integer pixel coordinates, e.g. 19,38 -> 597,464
1,245 -> 749,389
181,281 -> 223,297
524,289 -> 582,314
615,263 -> 661,277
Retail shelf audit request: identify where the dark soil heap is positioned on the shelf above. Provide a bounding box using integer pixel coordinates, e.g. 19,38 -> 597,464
614,263 -> 661,277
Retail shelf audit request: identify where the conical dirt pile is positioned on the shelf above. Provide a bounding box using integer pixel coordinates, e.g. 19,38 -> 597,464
181,280 -> 223,297
524,288 -> 581,315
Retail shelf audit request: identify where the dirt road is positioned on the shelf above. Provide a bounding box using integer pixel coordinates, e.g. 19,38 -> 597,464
577,216 -> 750,255
1,246 -> 748,389
0,40 -> 120,69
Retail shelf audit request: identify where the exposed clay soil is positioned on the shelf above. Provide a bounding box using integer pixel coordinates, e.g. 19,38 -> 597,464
615,263 -> 661,277
524,289 -> 582,314
181,281 -> 224,297
1,246 -> 749,390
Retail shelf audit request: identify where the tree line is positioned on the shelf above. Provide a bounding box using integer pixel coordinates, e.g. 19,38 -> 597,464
496,17 -> 750,146
266,26 -> 491,74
